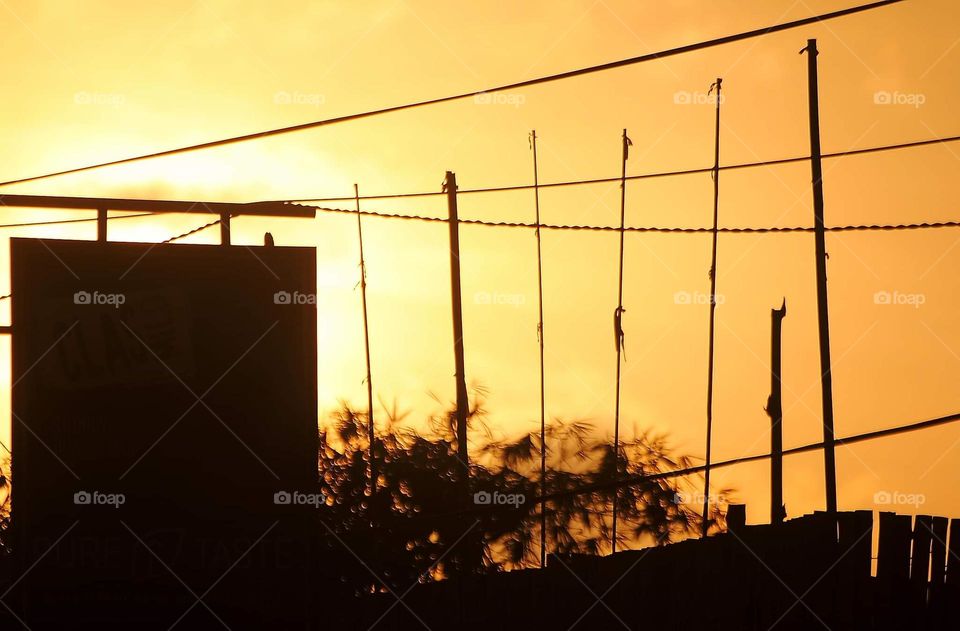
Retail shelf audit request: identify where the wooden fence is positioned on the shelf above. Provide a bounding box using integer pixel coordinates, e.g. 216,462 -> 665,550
346,510 -> 960,630
0,509 -> 955,628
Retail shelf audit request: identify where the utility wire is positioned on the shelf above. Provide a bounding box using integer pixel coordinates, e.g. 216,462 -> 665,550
277,132 -> 960,203
538,410 -> 960,504
0,212 -> 153,229
394,409 -> 960,522
162,216 -> 225,243
301,204 -> 960,233
0,203 -> 957,235
2,204 -> 958,234
0,215 -> 225,302
0,0 -> 903,189
5,123 -> 957,235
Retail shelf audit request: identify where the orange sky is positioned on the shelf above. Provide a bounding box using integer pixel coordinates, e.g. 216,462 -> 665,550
1,0 -> 959,526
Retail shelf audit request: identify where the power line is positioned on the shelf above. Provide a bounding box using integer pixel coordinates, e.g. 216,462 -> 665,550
279,132 -> 960,203
0,216 -> 229,302
2,199 -> 954,235
553,410 -> 960,502
162,216 -> 225,243
371,409 -> 960,522
0,126 -> 954,215
303,204 -> 960,233
0,211 -> 232,235
441,410 -> 960,519
0,212 -> 153,229
0,0 -> 903,189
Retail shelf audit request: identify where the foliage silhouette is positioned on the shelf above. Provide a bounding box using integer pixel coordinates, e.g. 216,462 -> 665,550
0,400 -> 732,598
0,460 -> 8,555
316,393 -> 732,594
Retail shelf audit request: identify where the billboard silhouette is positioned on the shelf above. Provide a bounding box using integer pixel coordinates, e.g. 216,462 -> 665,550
10,237 -> 318,628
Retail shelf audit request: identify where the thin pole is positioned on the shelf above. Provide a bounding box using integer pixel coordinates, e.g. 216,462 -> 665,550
354,184 -> 376,500
96,208 -> 107,241
768,299 -> 787,524
702,77 -> 722,537
803,39 -> 838,514
612,129 -> 630,553
530,130 -> 548,568
445,172 -> 470,475
219,212 -> 231,245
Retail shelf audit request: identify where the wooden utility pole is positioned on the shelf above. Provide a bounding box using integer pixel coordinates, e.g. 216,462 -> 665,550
220,212 -> 231,246
612,129 -> 630,553
445,171 -> 470,475
354,184 -> 376,499
803,39 -> 838,515
97,208 -> 107,241
768,299 -> 787,525
702,77 -> 722,538
530,130 -> 548,568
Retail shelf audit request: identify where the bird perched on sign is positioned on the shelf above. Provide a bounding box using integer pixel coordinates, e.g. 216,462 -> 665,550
264,232 -> 275,247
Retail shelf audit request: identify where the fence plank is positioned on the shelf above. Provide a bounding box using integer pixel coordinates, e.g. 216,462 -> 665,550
838,510 -> 873,628
727,503 -> 746,534
877,512 -> 912,581
877,512 -> 912,630
928,516 -> 948,627
945,519 -> 960,626
911,514 -> 933,622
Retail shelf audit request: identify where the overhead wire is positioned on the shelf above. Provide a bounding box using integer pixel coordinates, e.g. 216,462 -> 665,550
0,212 -> 153,229
161,216 -> 226,243
0,0 -> 904,189
293,204 -> 960,234
277,133 -> 960,203
351,410 -> 960,523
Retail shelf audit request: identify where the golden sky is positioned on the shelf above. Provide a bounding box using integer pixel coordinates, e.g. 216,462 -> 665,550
2,0 -> 959,526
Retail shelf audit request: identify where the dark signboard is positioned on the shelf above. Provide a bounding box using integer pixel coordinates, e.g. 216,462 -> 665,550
10,238 -> 318,628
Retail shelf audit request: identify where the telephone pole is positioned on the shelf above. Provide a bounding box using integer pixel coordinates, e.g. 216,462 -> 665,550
768,300 -> 787,525
702,77 -> 723,537
612,129 -> 631,553
803,39 -> 838,515
354,184 -> 377,500
530,131 -> 549,568
445,172 -> 470,476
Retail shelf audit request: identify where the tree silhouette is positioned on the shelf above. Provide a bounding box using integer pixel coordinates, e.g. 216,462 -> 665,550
317,392 -> 732,594
0,459 -> 8,555
0,399 -> 732,599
